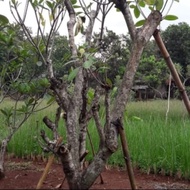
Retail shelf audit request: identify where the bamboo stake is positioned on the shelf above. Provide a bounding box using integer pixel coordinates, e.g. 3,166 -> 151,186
113,119 -> 137,190
153,29 -> 190,115
36,154 -> 54,189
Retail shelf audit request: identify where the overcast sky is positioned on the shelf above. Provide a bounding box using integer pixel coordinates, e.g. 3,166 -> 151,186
0,0 -> 189,36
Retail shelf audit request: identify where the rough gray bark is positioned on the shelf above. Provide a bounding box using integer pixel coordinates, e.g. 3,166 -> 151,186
78,4 -> 101,163
45,6 -> 162,190
0,139 -> 8,179
113,11 -> 162,118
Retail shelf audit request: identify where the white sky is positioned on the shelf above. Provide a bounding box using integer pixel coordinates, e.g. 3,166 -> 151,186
0,0 -> 189,37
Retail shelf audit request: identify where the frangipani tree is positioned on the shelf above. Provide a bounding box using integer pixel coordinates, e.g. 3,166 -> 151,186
0,0 -> 182,189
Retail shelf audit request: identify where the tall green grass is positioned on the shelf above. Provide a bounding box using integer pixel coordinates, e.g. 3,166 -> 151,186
123,100 -> 190,178
0,98 -> 66,158
1,98 -> 190,178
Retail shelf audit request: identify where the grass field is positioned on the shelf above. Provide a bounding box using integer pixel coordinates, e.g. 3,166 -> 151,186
123,100 -> 190,178
1,98 -> 190,179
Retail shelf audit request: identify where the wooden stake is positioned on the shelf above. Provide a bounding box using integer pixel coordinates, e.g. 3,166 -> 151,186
153,29 -> 190,115
117,121 -> 137,190
36,137 -> 63,189
36,154 -> 54,189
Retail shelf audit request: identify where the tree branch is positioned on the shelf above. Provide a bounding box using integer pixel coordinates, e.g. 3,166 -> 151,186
110,0 -> 136,41
64,0 -> 78,58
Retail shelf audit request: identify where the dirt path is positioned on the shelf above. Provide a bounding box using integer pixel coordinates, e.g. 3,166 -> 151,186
1,158 -> 190,189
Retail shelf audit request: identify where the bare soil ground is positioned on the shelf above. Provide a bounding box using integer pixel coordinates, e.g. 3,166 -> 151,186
1,157 -> 190,189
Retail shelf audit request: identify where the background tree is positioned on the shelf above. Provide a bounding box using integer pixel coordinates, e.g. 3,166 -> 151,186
162,22 -> 190,77
0,23 -> 26,100
96,29 -> 131,86
51,34 -> 71,78
0,23 -> 48,98
0,22 -> 50,179
136,55 -> 169,87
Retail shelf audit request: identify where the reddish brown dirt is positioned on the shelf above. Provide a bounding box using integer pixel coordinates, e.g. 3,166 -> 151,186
1,157 -> 190,189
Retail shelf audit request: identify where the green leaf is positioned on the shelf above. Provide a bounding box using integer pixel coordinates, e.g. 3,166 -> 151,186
110,86 -> 118,98
73,5 -> 81,8
83,55 -> 96,69
75,22 -> 80,36
98,66 -> 110,73
155,0 -> 163,11
0,108 -> 12,117
135,19 -> 145,27
46,0 -> 53,9
17,105 -> 28,113
106,78 -> 113,88
164,15 -> 178,21
144,0 -> 154,5
83,59 -> 94,69
148,5 -> 154,11
68,67 -> 79,81
26,98 -> 35,106
39,12 -> 46,26
11,0 -> 18,5
71,0 -> 77,5
39,78 -> 50,87
49,13 -> 54,22
87,88 -> 95,99
132,116 -> 143,121
76,12 -> 83,16
0,109 -> 8,116
138,0 -> 145,7
30,0 -> 38,8
17,83 -> 31,94
134,6 -> 140,18
87,88 -> 95,104
0,14 -> 9,25
47,96 -> 55,105
130,4 -> 136,9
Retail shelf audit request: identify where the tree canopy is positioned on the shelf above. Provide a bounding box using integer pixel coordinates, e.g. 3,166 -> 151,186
162,22 -> 190,77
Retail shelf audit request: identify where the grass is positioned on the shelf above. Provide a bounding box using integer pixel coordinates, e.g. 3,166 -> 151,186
123,100 -> 190,178
4,99 -> 66,158
1,98 -> 190,179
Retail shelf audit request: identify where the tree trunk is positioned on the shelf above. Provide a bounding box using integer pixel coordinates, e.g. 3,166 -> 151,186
0,139 -> 8,179
56,12 -> 162,190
